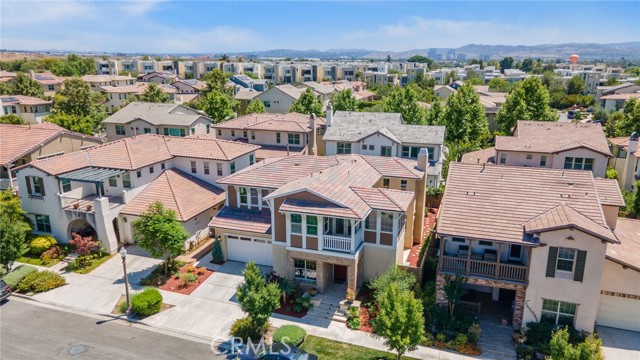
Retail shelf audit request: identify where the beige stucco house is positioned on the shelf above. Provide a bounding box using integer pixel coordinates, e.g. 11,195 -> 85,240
607,133 -> 639,191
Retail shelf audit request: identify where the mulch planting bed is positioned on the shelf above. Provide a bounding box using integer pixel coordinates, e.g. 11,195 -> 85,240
159,264 -> 214,295
273,298 -> 308,318
358,306 -> 375,333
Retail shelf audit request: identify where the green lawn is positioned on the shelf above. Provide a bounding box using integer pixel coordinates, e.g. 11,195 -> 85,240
71,254 -> 115,274
300,335 -> 418,360
16,256 -> 60,267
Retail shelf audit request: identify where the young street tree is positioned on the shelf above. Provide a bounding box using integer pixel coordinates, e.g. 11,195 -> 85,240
236,261 -> 281,334
200,90 -> 237,123
495,76 -> 557,134
245,98 -> 266,114
132,201 -> 189,276
440,82 -> 489,146
385,86 -> 425,125
13,72 -> 44,98
138,83 -> 171,103
0,190 -> 31,272
332,88 -> 358,112
290,87 -> 323,116
373,284 -> 425,360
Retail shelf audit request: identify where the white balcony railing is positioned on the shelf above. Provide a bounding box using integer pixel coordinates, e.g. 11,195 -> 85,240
0,178 -> 18,190
323,235 -> 351,252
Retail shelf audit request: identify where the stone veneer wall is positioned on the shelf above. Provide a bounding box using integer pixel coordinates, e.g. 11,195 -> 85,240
286,249 -> 363,293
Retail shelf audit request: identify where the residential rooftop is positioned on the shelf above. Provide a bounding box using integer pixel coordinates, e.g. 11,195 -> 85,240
0,95 -> 51,106
212,112 -> 325,133
609,218 -> 640,272
103,101 -> 209,126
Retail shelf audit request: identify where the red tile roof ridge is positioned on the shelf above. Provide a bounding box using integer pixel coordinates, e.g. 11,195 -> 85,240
351,186 -> 403,212
122,137 -> 135,169
163,171 -> 183,219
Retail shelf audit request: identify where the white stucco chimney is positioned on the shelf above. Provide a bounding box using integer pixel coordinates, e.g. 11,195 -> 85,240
309,114 -> 317,156
326,102 -> 333,127
622,132 -> 639,190
417,148 -> 429,172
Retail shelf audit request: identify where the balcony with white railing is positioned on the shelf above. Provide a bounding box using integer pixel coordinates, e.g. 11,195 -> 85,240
0,178 -> 18,191
321,226 -> 364,254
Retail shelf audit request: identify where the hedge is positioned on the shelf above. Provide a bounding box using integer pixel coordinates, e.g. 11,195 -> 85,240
273,325 -> 307,347
2,265 -> 38,288
16,270 -> 65,293
131,288 -> 163,316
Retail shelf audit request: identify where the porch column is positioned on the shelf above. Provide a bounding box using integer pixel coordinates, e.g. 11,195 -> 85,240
285,213 -> 291,247
513,288 -> 526,328
495,243 -> 502,277
7,164 -> 14,189
375,211 -> 381,244
350,219 -> 356,253
235,186 -> 240,208
302,215 -> 307,248
466,239 -> 472,274
392,213 -> 398,247
438,237 -> 445,269
318,216 -> 324,251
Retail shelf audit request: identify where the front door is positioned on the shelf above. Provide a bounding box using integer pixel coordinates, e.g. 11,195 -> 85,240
333,265 -> 347,283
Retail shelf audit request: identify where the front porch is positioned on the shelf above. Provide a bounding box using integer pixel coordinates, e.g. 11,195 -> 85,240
286,248 -> 363,295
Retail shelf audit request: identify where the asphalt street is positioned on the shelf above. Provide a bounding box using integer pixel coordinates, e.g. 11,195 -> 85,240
0,298 -> 227,360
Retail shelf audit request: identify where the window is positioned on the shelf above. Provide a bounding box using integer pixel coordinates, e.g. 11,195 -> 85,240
526,154 -> 533,160
380,212 -> 394,233
337,142 -> 351,154
191,128 -> 196,135
306,216 -> 318,236
617,148 -> 627,159
249,154 -> 255,165
540,155 -> 547,167
206,124 -> 211,134
380,146 -> 392,157
35,214 -> 51,233
250,188 -> 259,207
400,180 -> 408,191
217,129 -> 222,136
231,130 -> 236,137
499,153 -> 507,164
48,85 -> 55,91
217,163 -> 223,176
362,144 -> 368,151
294,259 -> 316,281
108,176 -> 117,187
290,214 -> 302,234
276,133 -> 281,144
60,179 -> 71,193
161,163 -> 165,170
263,100 -> 270,108
479,241 -> 493,246
541,299 -> 577,326
452,237 -> 466,243
239,187 -> 248,205
556,248 -> 576,272
136,171 -> 142,178
369,145 -> 374,151
149,166 -> 154,174
261,189 -> 271,207
116,125 -> 126,135
366,213 -> 377,230
401,146 -> 420,159
204,162 -> 210,175
122,173 -> 131,188
288,133 -> 301,145
163,128 -> 186,137
243,131 -> 248,138
144,128 -> 151,134
564,157 -> 594,171
383,178 -> 390,189
191,161 -> 197,174
250,131 -> 256,140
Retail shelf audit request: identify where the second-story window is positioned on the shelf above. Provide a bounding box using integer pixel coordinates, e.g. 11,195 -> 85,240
380,146 -> 392,157
249,154 -> 255,165
288,133 -> 301,145
337,142 -> 351,154
365,213 -> 377,230
400,180 -> 408,191
290,214 -> 302,234
306,216 -> 318,236
191,161 -> 197,174
204,162 -> 210,175
229,162 -> 236,174
136,171 -> 142,178
217,129 -> 222,136
116,125 -> 126,135
540,155 -> 547,167
149,166 -> 154,174
380,212 -> 393,233
250,188 -> 259,207
564,157 -> 594,171
27,176 -> 45,196
251,131 -> 256,140
383,178 -> 390,189
556,248 -> 576,272
108,176 -> 117,187
261,189 -> 271,207
239,187 -> 248,206
499,153 -> 507,164
231,130 -> 236,137
276,133 -> 281,144
217,163 -> 223,176
122,173 -> 131,189
206,124 -> 211,134
243,131 -> 248,138
161,163 -> 165,170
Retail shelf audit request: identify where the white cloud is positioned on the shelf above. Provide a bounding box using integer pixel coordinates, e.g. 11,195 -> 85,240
119,0 -> 167,15
1,0 -> 98,27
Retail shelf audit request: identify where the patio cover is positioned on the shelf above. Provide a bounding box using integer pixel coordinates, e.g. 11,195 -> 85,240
58,167 -> 124,183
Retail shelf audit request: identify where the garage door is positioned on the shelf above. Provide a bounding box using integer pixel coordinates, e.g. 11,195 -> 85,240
226,235 -> 273,266
598,295 -> 640,332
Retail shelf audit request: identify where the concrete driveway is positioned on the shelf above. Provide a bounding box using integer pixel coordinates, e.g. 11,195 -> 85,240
597,326 -> 640,360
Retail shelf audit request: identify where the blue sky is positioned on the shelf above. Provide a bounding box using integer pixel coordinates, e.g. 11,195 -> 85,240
1,1 -> 639,53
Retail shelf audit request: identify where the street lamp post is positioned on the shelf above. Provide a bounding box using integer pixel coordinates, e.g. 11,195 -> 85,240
119,246 -> 131,315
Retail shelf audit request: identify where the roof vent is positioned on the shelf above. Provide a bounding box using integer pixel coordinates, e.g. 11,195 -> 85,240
466,191 -> 476,196
567,182 -> 574,186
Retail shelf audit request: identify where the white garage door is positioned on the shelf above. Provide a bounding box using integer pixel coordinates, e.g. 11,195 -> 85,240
598,295 -> 640,332
226,235 -> 273,266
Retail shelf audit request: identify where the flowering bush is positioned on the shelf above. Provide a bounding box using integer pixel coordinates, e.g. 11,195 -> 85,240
69,233 -> 99,256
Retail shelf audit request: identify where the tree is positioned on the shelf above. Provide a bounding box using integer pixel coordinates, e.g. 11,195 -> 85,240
440,82 -> 489,145
384,86 -> 425,125
132,201 -> 189,275
246,98 -> 266,114
200,90 -> 237,123
386,54 -> 392,63
606,112 -> 625,138
370,266 -> 417,299
566,75 -> 586,95
138,83 -> 170,103
53,78 -> 107,132
373,284 -> 425,360
633,181 -> 640,218
0,81 -> 14,95
549,327 -> 603,360
499,57 -> 514,72
444,70 -> 457,85
466,69 -> 484,84
605,77 -> 620,86
521,58 -> 534,72
0,190 -> 31,272
202,69 -> 228,95
332,88 -> 358,112
289,87 -> 323,116
488,78 -> 511,92
407,55 -> 434,67
236,261 -> 281,333
211,238 -> 224,264
425,99 -> 443,125
0,114 -> 24,124
441,274 -> 467,318
13,72 -> 44,98
495,77 -> 557,134
616,97 -> 640,136
46,112 -> 93,135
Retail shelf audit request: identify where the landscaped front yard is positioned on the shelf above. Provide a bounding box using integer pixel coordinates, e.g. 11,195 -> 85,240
300,335 -> 418,360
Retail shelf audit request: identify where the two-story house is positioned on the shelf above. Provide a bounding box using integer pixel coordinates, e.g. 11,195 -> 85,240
1,123 -> 102,191
1,95 -> 52,124
101,83 -> 177,112
608,132 -> 639,191
81,74 -> 136,92
209,153 -> 428,294
30,71 -> 65,97
323,108 -> 446,187
255,85 -> 305,114
212,112 -> 326,159
462,121 -> 613,178
436,163 -> 626,332
103,102 -> 212,141
14,134 -> 259,254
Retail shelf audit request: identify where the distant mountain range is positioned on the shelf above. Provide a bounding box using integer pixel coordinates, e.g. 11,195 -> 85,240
3,42 -> 639,60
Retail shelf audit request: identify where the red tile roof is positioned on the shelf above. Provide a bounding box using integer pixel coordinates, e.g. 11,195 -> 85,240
120,169 -> 225,221
1,95 -> 51,106
523,203 -> 617,243
608,136 -> 640,158
461,147 -> 496,164
208,207 -> 272,234
609,218 -> 640,271
280,199 -> 359,219
594,178 -> 625,207
212,112 -> 325,133
0,123 -> 101,165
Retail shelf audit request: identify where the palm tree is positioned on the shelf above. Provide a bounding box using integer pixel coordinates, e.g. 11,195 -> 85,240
278,278 -> 296,307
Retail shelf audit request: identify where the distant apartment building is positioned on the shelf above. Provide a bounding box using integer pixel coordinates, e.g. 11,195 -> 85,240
81,74 -> 136,92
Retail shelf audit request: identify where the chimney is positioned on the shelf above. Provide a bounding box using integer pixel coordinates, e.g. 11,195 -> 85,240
417,148 -> 429,172
622,132 -> 638,190
309,114 -> 317,156
326,102 -> 333,127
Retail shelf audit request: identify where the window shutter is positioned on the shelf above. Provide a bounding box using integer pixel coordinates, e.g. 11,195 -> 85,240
39,177 -> 45,196
546,246 -> 558,278
25,176 -> 32,195
573,250 -> 587,282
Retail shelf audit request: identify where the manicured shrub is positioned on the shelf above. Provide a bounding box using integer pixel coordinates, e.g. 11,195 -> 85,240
178,273 -> 198,288
211,239 -> 224,264
197,267 -> 206,275
29,235 -> 57,255
130,288 -> 163,316
422,333 -> 435,347
17,270 -> 65,293
2,265 -> 37,288
230,316 -> 265,342
347,316 -> 361,330
40,245 -> 63,265
273,325 -> 307,346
